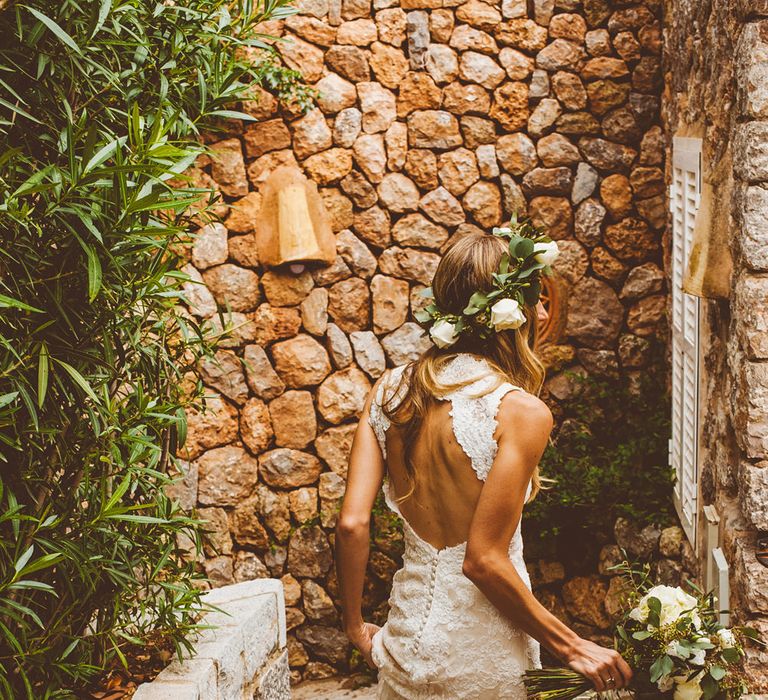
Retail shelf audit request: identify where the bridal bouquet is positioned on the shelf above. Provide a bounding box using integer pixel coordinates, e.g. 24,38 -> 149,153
525,565 -> 761,700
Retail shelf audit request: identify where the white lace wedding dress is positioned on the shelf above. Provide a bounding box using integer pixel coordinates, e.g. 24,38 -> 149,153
368,353 -> 541,699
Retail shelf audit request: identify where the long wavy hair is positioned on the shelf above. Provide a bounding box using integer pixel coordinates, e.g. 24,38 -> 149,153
382,232 -> 547,503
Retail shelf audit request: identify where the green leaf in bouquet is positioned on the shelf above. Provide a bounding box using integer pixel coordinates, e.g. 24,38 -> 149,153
692,638 -> 715,650
414,308 -> 432,323
498,253 -> 510,274
464,291 -> 488,315
517,262 -> 546,279
720,646 -> 741,663
507,235 -> 523,254
514,237 -> 535,259
699,672 -> 719,700
709,666 -> 726,681
418,286 -> 434,298
616,625 -> 630,643
632,630 -> 652,640
522,278 -> 541,306
666,641 -> 690,659
649,654 -> 674,683
647,596 -> 662,628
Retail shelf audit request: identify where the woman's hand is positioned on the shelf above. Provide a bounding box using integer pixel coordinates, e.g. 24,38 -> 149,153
346,621 -> 381,669
564,637 -> 633,693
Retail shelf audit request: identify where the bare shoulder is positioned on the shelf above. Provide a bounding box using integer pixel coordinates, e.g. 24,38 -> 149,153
496,389 -> 553,434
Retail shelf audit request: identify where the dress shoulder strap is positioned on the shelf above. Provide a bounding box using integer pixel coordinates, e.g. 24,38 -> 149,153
368,364 -> 408,460
449,381 -> 524,482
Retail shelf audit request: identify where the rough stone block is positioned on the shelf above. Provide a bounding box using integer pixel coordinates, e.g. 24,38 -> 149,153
153,659 -> 217,698
255,648 -> 291,699
734,273 -> 768,358
740,460 -> 768,531
733,535 -> 768,614
734,122 -> 768,181
732,360 -> 768,459
737,22 -> 768,118
204,579 -> 287,648
740,185 -> 768,270
133,680 -> 203,700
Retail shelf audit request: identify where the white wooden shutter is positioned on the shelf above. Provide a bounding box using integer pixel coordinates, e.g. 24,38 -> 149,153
669,136 -> 702,546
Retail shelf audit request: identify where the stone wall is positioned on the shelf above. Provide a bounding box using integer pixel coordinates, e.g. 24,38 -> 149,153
176,0 -> 668,681
530,519 -> 695,651
662,0 -> 768,691
133,580 -> 289,700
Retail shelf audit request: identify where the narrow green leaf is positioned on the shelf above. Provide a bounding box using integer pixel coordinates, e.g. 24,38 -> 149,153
207,109 -> 257,121
85,244 -> 102,301
37,343 -> 49,408
53,359 -> 100,403
23,6 -> 83,54
0,96 -> 42,124
0,294 -> 43,312
0,392 -> 19,409
14,545 -> 34,574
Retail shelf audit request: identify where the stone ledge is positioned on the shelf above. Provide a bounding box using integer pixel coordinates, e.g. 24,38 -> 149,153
134,579 -> 288,700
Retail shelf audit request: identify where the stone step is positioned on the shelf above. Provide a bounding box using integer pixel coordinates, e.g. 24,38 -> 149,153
292,678 -> 378,699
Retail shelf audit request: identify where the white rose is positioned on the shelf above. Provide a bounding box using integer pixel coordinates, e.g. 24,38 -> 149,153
533,240 -> 560,266
430,319 -> 459,348
630,586 -> 699,628
673,674 -> 704,700
490,298 -> 526,331
717,628 -> 737,648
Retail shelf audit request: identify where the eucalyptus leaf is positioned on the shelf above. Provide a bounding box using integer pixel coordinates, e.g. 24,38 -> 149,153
649,655 -> 674,684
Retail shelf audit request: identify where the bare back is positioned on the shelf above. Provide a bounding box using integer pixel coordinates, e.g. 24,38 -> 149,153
383,401 -> 489,550
369,353 -> 533,552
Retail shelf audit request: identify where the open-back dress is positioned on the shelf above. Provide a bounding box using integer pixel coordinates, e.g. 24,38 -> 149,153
367,353 -> 541,699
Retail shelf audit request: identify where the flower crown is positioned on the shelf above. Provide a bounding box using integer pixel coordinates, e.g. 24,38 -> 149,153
414,216 -> 560,348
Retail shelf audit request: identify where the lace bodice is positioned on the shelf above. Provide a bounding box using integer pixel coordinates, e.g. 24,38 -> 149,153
367,353 -> 541,699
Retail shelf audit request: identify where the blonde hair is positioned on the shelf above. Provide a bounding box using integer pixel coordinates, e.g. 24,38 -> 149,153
382,232 -> 547,503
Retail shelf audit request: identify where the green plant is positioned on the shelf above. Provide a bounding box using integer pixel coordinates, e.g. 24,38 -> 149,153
523,355 -> 675,569
0,0 -> 311,696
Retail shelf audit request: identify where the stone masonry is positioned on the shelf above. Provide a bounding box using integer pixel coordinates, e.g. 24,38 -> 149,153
662,0 -> 768,691
174,0 -> 668,682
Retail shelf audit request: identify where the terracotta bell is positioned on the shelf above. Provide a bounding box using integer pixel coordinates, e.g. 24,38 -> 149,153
255,166 -> 336,271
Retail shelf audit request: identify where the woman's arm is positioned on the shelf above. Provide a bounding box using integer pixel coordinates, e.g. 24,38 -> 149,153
462,391 -> 632,693
334,376 -> 387,664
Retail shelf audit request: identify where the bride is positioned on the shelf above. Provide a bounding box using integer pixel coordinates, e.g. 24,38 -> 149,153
334,225 -> 633,699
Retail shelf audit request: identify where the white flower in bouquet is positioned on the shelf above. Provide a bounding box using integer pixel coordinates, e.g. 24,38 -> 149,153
673,673 -> 704,700
629,585 -> 700,628
665,640 -> 686,659
429,319 -> 459,348
533,240 -> 560,266
689,646 -> 707,666
490,298 -> 526,330
717,628 -> 737,648
657,674 -> 675,692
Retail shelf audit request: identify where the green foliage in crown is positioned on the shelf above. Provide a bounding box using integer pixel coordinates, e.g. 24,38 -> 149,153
413,215 -> 560,348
